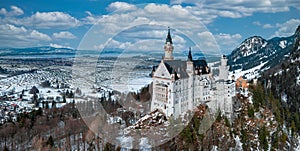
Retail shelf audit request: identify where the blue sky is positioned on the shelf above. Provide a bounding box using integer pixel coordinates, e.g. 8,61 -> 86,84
0,0 -> 299,54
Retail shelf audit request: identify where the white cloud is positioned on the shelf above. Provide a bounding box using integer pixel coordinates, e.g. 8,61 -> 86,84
21,11 -> 80,29
85,11 -> 92,16
197,31 -> 220,51
171,0 -> 292,23
10,6 -> 24,16
0,6 -> 80,29
88,3 -> 205,32
82,11 -> 103,24
120,28 -> 165,40
106,1 -> 137,12
0,6 -> 23,16
253,21 -> 274,28
173,35 -> 186,44
0,24 -> 51,47
79,3 -> 218,52
53,31 -> 76,39
253,21 -> 261,26
93,43 -> 105,50
127,39 -> 163,51
0,8 -> 7,16
287,0 -> 300,10
30,30 -> 51,41
93,25 -> 188,52
80,3 -> 206,50
262,24 -> 273,28
49,43 -> 72,49
214,33 -> 242,53
272,19 -> 300,37
109,39 -> 133,49
94,39 -> 133,50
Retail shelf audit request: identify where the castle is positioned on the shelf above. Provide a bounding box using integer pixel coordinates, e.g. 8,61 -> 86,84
151,28 -> 235,119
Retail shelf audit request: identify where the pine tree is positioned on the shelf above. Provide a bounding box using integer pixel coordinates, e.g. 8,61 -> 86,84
258,126 -> 268,151
46,135 -> 54,147
70,91 -> 74,98
62,95 -> 66,103
241,129 -> 249,150
247,106 -> 255,118
271,131 -> 279,150
66,90 -> 69,97
3,145 -> 9,151
291,121 -> 296,136
251,84 -> 265,110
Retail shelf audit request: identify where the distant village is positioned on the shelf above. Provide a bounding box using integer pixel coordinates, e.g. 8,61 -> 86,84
0,79 -> 76,124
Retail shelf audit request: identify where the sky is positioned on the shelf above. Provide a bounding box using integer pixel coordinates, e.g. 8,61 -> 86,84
0,0 -> 299,54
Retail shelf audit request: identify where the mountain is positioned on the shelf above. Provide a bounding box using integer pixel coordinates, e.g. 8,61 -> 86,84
0,46 -> 76,57
228,32 -> 296,72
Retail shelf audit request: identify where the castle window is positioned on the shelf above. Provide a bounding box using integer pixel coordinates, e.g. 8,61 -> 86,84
162,73 -> 164,76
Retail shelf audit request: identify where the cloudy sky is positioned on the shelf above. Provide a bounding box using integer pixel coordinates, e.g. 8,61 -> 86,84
0,0 -> 299,54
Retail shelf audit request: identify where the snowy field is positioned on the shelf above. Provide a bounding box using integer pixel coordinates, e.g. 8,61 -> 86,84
229,61 -> 268,80
0,55 -> 157,104
73,56 -> 157,94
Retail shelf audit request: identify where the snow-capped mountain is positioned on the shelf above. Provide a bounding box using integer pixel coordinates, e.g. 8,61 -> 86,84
231,36 -> 268,59
228,31 -> 296,72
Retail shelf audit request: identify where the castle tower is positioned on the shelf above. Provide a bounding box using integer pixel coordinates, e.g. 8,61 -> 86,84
219,55 -> 229,80
163,27 -> 174,60
186,47 -> 194,75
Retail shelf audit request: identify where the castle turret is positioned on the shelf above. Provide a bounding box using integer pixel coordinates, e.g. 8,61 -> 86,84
163,27 -> 174,60
188,47 -> 192,61
219,55 -> 229,80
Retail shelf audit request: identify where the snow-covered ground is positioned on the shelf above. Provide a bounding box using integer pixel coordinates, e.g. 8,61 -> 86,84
279,40 -> 287,49
73,56 -> 155,95
0,68 -> 72,93
229,61 -> 268,80
295,136 -> 300,151
110,76 -> 152,93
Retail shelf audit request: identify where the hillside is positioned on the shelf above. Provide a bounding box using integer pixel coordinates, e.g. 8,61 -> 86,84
259,25 -> 300,131
2,86 -> 300,150
261,25 -> 300,107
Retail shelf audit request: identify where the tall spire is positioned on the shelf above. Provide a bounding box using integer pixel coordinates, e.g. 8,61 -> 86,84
164,27 -> 174,60
165,27 -> 173,44
186,47 -> 194,75
188,47 -> 192,61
